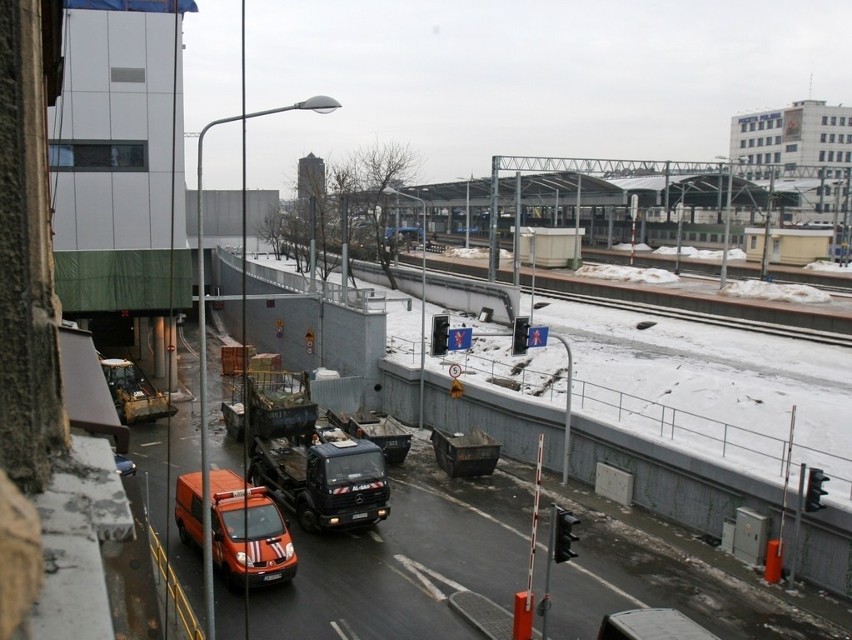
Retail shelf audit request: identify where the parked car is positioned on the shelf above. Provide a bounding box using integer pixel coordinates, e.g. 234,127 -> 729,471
114,453 -> 137,477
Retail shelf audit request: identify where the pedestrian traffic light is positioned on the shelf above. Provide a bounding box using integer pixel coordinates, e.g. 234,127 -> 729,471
805,467 -> 830,512
512,316 -> 530,356
553,506 -> 580,564
430,314 -> 449,357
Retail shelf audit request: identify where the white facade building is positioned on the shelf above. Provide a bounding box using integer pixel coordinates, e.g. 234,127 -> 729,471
729,99 -> 852,222
47,3 -> 196,327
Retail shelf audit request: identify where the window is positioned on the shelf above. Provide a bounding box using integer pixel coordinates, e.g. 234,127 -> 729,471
741,123 -> 747,133
758,121 -> 764,130
740,140 -> 746,148
821,133 -> 827,142
748,139 -> 755,147
848,135 -> 852,143
775,136 -> 782,145
785,144 -> 798,152
766,120 -> 773,129
831,116 -> 837,125
774,152 -> 781,163
846,151 -> 851,163
749,122 -> 755,131
776,118 -> 782,128
842,117 -> 847,126
750,236 -> 757,249
828,151 -> 834,162
765,153 -> 771,163
819,150 -> 826,161
822,116 -> 828,125
830,134 -> 836,143
48,140 -> 147,171
757,138 -> 763,147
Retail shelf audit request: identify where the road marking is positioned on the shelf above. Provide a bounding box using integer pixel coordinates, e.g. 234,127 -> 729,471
330,619 -> 361,640
394,477 -> 648,609
394,554 -> 467,601
139,441 -> 162,447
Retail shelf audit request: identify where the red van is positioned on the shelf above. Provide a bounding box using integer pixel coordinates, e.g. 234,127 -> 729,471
175,469 -> 297,589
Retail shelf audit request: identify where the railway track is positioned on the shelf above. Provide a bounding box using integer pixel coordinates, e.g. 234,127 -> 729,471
521,284 -> 852,348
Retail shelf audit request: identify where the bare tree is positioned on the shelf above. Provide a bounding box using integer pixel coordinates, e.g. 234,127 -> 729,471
337,139 -> 423,289
257,204 -> 285,258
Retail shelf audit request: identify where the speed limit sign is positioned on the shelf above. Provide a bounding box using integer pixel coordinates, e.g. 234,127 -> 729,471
448,363 -> 463,379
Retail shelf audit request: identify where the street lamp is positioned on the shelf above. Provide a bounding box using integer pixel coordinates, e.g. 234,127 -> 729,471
195,94 -> 341,638
383,186 -> 427,431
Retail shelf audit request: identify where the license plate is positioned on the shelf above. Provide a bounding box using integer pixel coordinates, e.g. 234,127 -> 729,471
386,440 -> 398,447
263,573 -> 282,582
351,512 -> 368,520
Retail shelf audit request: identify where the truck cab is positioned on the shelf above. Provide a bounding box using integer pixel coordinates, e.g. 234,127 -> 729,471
174,469 -> 297,590
249,436 -> 391,533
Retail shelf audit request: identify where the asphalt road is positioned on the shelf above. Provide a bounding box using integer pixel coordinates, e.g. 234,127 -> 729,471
126,322 -> 848,640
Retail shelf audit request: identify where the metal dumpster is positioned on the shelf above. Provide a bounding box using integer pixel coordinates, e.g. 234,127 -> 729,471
328,409 -> 412,464
430,427 -> 502,478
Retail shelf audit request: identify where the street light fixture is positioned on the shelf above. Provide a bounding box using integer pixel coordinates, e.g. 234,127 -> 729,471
383,186 -> 427,431
195,95 -> 341,639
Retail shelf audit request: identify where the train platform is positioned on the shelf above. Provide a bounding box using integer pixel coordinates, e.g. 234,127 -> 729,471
400,249 -> 852,337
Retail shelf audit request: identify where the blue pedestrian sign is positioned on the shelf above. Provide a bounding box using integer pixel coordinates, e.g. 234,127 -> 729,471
528,326 -> 548,348
448,327 -> 473,351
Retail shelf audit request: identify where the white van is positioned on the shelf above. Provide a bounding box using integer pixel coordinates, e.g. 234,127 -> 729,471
597,608 -> 720,640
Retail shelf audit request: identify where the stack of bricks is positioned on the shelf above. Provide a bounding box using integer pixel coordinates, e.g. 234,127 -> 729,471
220,344 -> 257,375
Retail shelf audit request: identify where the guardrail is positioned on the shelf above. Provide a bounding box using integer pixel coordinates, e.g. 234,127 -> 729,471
387,335 -> 852,501
148,525 -> 205,640
219,247 -> 387,313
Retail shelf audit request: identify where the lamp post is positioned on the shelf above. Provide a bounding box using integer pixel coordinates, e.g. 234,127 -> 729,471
383,187 -> 427,431
523,227 -> 537,325
196,95 -> 340,639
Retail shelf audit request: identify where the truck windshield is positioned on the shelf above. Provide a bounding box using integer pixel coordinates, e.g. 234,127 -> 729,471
325,450 -> 385,485
221,504 -> 285,541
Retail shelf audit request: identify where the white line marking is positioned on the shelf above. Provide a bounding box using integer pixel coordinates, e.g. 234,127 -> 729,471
394,477 -> 648,609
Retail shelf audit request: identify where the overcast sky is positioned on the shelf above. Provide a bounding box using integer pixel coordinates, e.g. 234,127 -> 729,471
182,1 -> 852,194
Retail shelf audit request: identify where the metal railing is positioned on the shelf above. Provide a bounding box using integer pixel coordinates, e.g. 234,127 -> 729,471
219,248 -> 387,313
387,335 -> 852,501
148,525 -> 205,640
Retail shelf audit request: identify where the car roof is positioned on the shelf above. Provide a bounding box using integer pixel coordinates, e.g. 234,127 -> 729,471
605,609 -> 720,639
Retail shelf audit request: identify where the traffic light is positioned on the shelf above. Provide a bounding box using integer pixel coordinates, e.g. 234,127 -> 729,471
430,314 -> 449,357
553,506 -> 580,564
512,316 -> 530,356
805,467 -> 829,512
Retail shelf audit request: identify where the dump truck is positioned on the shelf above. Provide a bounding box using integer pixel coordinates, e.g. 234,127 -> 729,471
100,358 -> 178,425
328,409 -> 412,464
221,370 -> 319,442
248,434 -> 391,533
223,371 -> 390,532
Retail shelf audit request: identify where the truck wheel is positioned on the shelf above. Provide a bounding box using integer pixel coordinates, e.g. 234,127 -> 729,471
222,566 -> 239,593
297,503 -> 321,533
178,522 -> 191,546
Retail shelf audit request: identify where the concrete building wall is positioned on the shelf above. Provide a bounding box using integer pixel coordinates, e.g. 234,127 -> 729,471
49,9 -> 187,252
186,189 -> 280,251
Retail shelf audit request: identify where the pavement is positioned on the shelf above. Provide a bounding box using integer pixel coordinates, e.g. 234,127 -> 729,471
444,462 -> 852,639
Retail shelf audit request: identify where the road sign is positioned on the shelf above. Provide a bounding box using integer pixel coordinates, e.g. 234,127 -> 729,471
448,363 -> 463,378
450,379 -> 464,398
448,327 -> 472,351
529,326 -> 549,348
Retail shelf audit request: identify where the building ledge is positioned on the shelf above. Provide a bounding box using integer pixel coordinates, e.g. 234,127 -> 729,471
27,435 -> 134,637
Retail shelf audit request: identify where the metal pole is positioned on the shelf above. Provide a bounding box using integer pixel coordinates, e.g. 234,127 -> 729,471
194,98 -> 340,639
420,198 -> 427,430
572,174 -> 581,270
464,179 -> 470,249
530,231 -> 537,326
514,172 -> 522,287
720,163 -> 734,288
309,195 -> 317,292
788,462 -> 807,586
541,502 -> 556,640
761,170 -> 775,280
552,334 -> 573,486
675,200 -> 684,275
488,156 -> 500,281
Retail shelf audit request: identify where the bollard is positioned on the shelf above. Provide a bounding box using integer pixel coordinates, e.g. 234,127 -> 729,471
512,591 -> 534,640
764,539 -> 783,584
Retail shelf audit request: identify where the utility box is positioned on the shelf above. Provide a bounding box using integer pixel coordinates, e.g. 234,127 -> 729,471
595,462 -> 634,506
721,517 -> 736,555
734,507 -> 770,565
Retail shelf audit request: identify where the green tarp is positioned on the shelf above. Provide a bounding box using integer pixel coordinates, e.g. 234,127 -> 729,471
55,249 -> 192,312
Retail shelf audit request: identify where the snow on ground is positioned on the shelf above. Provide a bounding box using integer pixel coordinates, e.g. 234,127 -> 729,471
250,250 -> 852,504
